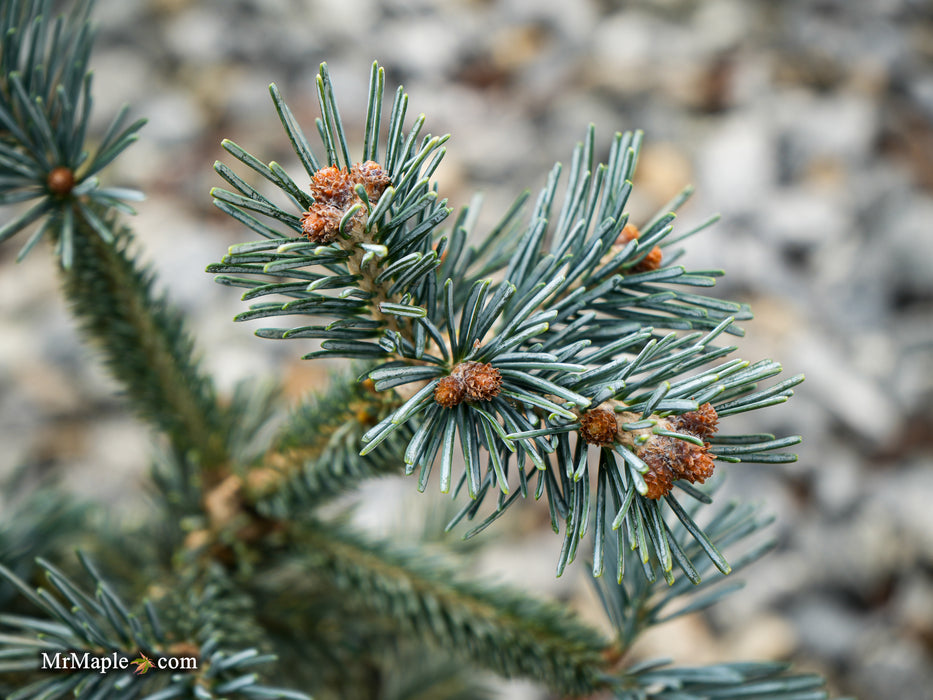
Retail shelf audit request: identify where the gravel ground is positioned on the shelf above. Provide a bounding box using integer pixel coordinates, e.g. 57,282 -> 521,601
2,1 -> 932,698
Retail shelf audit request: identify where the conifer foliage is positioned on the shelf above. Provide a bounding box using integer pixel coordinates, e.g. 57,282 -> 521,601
209,61 -> 803,582
0,1 -> 828,698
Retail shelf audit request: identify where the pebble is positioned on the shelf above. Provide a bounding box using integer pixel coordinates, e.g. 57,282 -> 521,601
759,185 -> 852,248
786,329 -> 901,445
789,594 -> 867,662
871,460 -> 933,559
164,7 -> 232,65
852,632 -> 933,700
696,113 -> 778,215
775,91 -> 878,168
882,196 -> 933,300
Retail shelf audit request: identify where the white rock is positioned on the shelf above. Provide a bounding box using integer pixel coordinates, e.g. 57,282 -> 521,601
811,449 -> 862,516
696,114 -> 777,215
59,418 -> 150,515
86,50 -> 151,132
871,460 -> 933,558
164,7 -> 231,64
787,330 -> 900,445
790,594 -> 872,660
376,16 -> 465,77
136,91 -> 206,145
693,0 -> 754,54
759,186 -> 852,247
775,90 -> 878,166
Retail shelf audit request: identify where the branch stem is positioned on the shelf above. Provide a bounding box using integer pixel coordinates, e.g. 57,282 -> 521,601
62,206 -> 228,467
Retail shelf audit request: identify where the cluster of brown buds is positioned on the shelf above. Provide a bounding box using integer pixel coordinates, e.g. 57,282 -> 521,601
580,402 -> 719,499
434,362 -> 503,408
301,161 -> 391,243
618,222 -> 663,273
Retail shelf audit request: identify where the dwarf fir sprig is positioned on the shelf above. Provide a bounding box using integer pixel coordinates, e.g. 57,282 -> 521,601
0,0 -> 144,266
0,1 -> 833,698
209,61 -> 803,580
0,1 -> 228,469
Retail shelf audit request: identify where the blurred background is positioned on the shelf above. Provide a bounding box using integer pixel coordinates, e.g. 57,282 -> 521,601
1,0 -> 932,697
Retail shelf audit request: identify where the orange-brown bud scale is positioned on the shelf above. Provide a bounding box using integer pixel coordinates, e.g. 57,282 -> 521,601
352,160 -> 392,201
462,362 -> 502,402
579,408 -> 619,445
301,160 -> 390,244
433,362 -> 502,407
636,403 -> 719,499
618,222 -> 663,273
670,401 -> 719,439
434,375 -> 465,408
642,461 -> 676,500
638,432 -> 716,498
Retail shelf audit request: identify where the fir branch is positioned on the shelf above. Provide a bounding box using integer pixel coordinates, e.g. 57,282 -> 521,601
62,208 -> 228,467
208,63 -> 803,577
589,502 -> 829,699
288,519 -> 614,696
0,4 -> 832,698
208,62 -> 450,353
0,483 -> 92,609
0,0 -> 145,266
0,556 -> 310,700
0,554 -> 163,697
245,371 -> 409,516
376,653 -> 495,700
613,660 -> 828,699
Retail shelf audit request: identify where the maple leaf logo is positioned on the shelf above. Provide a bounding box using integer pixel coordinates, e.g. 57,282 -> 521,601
131,651 -> 154,675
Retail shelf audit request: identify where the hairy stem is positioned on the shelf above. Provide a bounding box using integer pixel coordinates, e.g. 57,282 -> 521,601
62,207 -> 228,468
245,375 -> 407,513
343,221 -> 401,333
282,519 -> 615,696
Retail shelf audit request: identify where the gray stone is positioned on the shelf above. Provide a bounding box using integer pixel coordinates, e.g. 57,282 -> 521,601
86,50 -> 151,132
786,329 -> 901,445
136,91 -> 206,145
759,186 -> 852,248
851,632 -> 933,700
811,451 -> 863,517
883,196 -> 933,298
788,594 -> 867,661
775,92 -> 878,167
589,12 -> 662,94
909,74 -> 933,122
871,460 -> 933,559
889,316 -> 933,414
376,16 -> 466,77
696,113 -> 778,215
164,7 -> 231,64
692,0 -> 754,54
58,418 -> 151,516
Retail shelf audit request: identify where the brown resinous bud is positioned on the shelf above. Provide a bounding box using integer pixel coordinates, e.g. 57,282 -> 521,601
47,167 -> 75,197
433,362 -> 503,408
301,160 -> 391,244
578,402 -> 719,499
